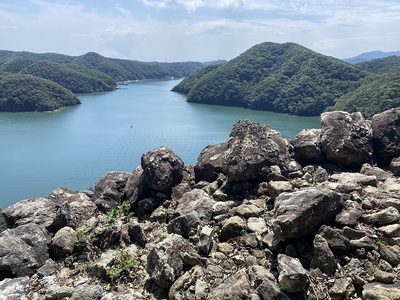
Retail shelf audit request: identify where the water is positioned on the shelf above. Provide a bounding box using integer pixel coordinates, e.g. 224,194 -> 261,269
0,79 -> 320,207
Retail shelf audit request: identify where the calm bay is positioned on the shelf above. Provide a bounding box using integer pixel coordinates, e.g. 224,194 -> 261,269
0,79 -> 320,208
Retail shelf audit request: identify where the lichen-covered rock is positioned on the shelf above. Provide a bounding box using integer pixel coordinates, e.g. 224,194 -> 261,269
272,188 -> 342,240
321,111 -> 373,168
362,282 -> 400,300
195,120 -> 289,182
372,107 -> 400,166
208,268 -> 252,300
294,128 -> 321,162
0,223 -> 50,279
141,146 -> 184,194
0,276 -> 29,299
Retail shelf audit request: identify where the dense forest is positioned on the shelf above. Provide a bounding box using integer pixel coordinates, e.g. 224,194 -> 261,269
0,50 -> 205,112
0,72 -> 80,112
173,42 -> 400,117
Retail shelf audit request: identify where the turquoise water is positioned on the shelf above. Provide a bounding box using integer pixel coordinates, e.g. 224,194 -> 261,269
0,79 -> 320,207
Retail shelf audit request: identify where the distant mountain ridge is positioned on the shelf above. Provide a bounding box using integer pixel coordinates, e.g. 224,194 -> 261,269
344,50 -> 400,63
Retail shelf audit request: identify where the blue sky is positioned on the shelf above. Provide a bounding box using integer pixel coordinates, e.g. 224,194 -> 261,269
0,0 -> 399,61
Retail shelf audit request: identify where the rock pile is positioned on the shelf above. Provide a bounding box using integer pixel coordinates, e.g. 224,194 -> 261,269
1,108 -> 400,299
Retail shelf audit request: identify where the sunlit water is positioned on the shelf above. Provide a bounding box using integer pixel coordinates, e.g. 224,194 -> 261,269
0,79 -> 320,207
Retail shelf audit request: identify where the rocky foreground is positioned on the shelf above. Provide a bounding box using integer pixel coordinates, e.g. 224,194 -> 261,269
1,108 -> 400,299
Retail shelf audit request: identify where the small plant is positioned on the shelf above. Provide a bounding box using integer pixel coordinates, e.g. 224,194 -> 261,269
106,201 -> 133,223
106,249 -> 139,279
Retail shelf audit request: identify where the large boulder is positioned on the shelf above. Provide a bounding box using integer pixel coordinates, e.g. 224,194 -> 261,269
195,120 -> 290,182
141,146 -> 184,194
372,107 -> 400,166
272,188 -> 342,240
94,171 -> 131,212
294,128 -> 321,162
321,111 -> 373,168
0,223 -> 50,279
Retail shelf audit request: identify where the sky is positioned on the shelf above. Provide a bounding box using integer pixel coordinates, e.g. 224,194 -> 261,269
0,0 -> 399,62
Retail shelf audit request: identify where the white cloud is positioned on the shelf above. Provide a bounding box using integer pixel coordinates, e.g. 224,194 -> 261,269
140,0 -> 205,12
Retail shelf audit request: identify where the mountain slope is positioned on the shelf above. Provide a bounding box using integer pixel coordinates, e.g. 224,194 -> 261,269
0,72 -> 80,112
173,42 -> 369,116
356,56 -> 400,74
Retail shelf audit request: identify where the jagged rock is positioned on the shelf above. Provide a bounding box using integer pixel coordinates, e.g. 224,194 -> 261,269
0,276 -> 29,299
267,181 -> 293,199
94,171 -> 131,212
330,172 -> 378,187
199,226 -> 214,255
219,216 -> 246,242
212,201 -> 236,216
234,203 -> 264,218
134,197 -> 162,217
349,236 -> 376,249
174,189 -> 215,221
124,218 -> 147,246
0,223 -> 50,279
310,234 -> 335,275
361,207 -> 400,225
52,197 -> 97,230
141,146 -> 184,194
70,284 -> 103,300
124,166 -> 148,207
321,111 -> 373,168
390,157 -> 400,175
319,225 -> 349,251
362,282 -> 400,300
49,226 -> 78,259
101,291 -> 147,299
361,163 -> 391,181
93,221 -> 123,250
328,277 -> 355,300
272,188 -> 342,240
378,224 -> 400,237
335,200 -> 363,226
195,120 -> 290,182
2,197 -> 60,230
146,234 -> 196,289
372,107 -> 400,166
294,128 -> 321,162
168,211 -> 200,238
208,268 -> 252,300
342,226 -> 367,240
277,254 -> 308,293
90,250 -> 115,279
247,217 -> 268,234
379,245 -> 400,266
375,269 -> 395,284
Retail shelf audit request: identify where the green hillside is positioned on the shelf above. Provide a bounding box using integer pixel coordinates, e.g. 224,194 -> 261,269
173,42 -> 369,116
332,73 -> 400,118
356,56 -> 400,74
20,61 -> 116,93
0,72 -> 80,112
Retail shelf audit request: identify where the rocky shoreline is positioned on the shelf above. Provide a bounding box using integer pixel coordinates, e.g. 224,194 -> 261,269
1,108 -> 400,299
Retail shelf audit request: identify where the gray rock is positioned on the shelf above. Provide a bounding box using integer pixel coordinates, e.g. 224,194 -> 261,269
267,181 -> 293,199
49,226 -> 78,259
378,224 -> 400,238
247,217 -> 268,234
125,218 -> 147,246
195,120 -> 289,182
70,284 -> 103,300
319,225 -> 350,251
390,157 -> 400,175
329,277 -> 355,300
235,203 -> 264,218
2,197 -> 60,230
219,216 -> 246,242
168,211 -> 200,238
141,146 -> 184,194
361,163 -> 391,181
294,128 -> 321,162
0,223 -> 50,279
175,189 -> 215,221
0,276 -> 29,300
361,207 -> 400,225
124,166 -> 148,207
208,268 -> 252,300
273,188 -> 342,240
199,226 -> 214,255
277,254 -> 308,293
379,245 -> 400,266
146,234 -> 195,289
371,107 -> 400,166
94,171 -> 131,212
362,282 -> 400,300
321,111 -> 373,168
310,234 -> 335,275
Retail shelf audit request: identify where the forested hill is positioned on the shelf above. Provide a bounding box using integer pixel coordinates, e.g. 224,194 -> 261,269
172,42 -> 370,116
0,50 -> 205,112
355,56 -> 400,74
0,72 -> 80,112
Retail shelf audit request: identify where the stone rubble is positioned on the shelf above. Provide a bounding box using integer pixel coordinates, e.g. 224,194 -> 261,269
1,108 -> 400,299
